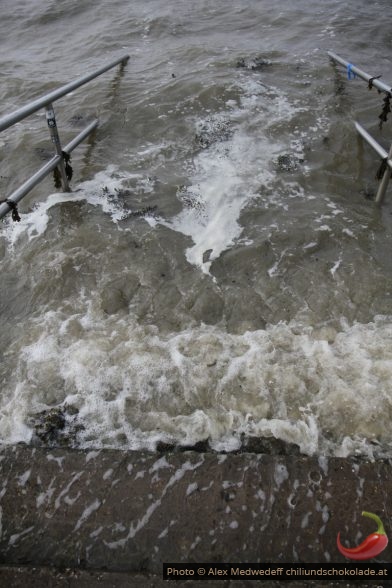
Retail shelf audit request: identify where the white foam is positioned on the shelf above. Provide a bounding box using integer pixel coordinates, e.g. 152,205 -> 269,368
167,139 -> 260,274
162,81 -> 306,273
74,498 -> 101,532
0,166 -> 153,248
330,257 -> 342,277
2,301 -> 392,459
17,469 -> 31,487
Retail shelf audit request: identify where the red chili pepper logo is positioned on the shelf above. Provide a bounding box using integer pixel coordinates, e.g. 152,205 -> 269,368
337,511 -> 388,560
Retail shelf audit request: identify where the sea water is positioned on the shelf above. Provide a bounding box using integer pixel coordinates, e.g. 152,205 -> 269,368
1,0 -> 392,459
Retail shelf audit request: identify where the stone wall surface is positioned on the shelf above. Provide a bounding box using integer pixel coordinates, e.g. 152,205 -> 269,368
0,445 -> 391,586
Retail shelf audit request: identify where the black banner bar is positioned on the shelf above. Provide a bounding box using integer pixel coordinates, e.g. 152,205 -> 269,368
163,562 -> 392,582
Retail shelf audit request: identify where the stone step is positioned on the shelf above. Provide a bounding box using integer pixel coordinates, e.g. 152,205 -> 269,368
0,445 -> 390,584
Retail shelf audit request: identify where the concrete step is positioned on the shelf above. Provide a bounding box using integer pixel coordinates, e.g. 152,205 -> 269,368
0,445 -> 390,585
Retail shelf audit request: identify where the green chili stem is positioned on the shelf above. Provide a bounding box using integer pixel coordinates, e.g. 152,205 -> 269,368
362,511 -> 386,535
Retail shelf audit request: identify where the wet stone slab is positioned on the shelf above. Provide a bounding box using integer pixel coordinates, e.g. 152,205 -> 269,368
0,445 -> 391,576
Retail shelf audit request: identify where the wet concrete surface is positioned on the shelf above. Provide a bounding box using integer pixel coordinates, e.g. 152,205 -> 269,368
0,445 -> 391,586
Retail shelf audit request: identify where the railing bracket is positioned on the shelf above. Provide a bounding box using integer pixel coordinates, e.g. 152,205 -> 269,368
0,199 -> 21,222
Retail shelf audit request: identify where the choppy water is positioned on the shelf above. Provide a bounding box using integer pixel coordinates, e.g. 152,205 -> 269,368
1,0 -> 392,459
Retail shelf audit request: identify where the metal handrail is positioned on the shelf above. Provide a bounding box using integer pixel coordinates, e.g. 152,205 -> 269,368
0,54 -> 129,133
328,51 -> 391,95
328,51 -> 392,204
355,122 -> 392,204
0,121 -> 99,219
0,54 -> 129,221
354,122 -> 389,161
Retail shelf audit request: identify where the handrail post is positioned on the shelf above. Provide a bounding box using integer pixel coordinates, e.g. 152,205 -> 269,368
376,144 -> 392,204
45,103 -> 70,192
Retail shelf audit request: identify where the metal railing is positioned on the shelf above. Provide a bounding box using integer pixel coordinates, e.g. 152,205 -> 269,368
0,54 -> 129,221
328,51 -> 392,204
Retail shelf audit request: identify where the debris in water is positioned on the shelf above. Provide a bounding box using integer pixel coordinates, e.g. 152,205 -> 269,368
236,56 -> 272,71
195,118 -> 232,149
274,153 -> 304,173
28,406 -> 83,448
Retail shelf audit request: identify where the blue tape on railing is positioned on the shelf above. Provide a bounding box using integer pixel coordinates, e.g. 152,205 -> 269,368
347,63 -> 357,80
